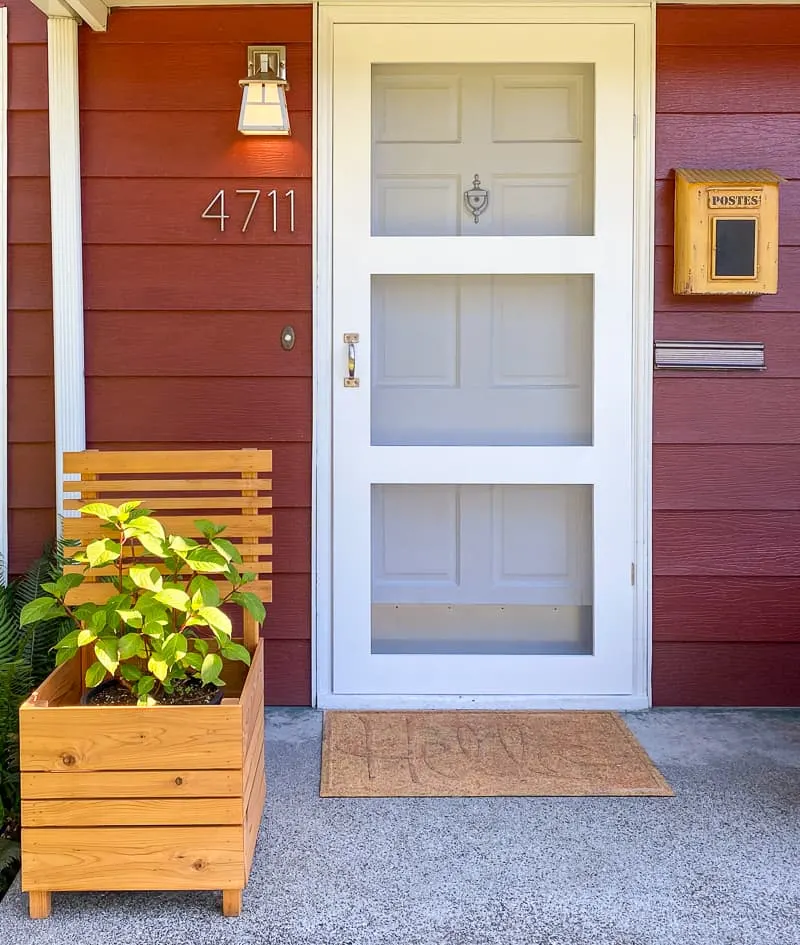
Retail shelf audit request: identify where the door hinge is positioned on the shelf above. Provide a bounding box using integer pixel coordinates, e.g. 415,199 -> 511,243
631,562 -> 636,586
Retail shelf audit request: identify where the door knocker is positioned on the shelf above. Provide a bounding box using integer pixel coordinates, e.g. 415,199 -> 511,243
464,174 -> 489,224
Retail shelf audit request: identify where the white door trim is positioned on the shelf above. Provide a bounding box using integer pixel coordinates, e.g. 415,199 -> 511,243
313,2 -> 655,710
0,6 -> 8,582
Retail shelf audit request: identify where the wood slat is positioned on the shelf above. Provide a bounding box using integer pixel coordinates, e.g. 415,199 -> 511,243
653,445 -> 800,510
654,510 -> 800,576
83,245 -> 311,312
64,479 -> 272,495
63,496 -> 273,511
64,515 -> 272,539
85,311 -> 312,378
64,542 -> 273,560
21,826 -> 245,891
81,179 -> 312,247
64,449 -> 273,474
27,658 -> 81,709
23,797 -> 242,828
653,576 -> 800,643
654,377 -> 800,444
21,768 -> 243,800
241,642 -> 265,788
80,42 -> 312,112
652,642 -> 800,707
81,111 -> 312,180
20,705 -> 243,772
244,749 -> 266,874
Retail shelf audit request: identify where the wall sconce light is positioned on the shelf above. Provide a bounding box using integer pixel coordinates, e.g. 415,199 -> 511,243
238,45 -> 291,136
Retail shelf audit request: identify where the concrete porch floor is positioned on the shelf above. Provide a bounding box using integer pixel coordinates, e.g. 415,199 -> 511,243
2,708 -> 798,945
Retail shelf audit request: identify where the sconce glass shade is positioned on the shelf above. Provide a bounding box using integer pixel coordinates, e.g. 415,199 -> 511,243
238,46 -> 291,136
238,80 -> 291,136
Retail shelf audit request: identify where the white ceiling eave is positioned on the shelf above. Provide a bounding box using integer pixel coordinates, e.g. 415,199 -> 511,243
29,0 -> 107,31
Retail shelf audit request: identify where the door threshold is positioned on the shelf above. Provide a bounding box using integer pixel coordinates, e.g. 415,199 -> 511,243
318,694 -> 650,711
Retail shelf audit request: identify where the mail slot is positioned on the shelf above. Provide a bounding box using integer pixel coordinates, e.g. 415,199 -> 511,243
673,169 -> 782,295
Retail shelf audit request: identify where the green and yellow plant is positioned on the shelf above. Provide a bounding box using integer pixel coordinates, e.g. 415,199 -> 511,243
20,502 -> 265,706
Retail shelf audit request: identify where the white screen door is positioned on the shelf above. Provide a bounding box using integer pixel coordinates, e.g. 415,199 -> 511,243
331,22 -> 635,697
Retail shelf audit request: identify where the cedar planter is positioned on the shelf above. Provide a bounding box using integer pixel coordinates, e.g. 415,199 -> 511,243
19,640 -> 265,919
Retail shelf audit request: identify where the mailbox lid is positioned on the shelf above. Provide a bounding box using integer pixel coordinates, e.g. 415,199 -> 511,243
675,168 -> 783,185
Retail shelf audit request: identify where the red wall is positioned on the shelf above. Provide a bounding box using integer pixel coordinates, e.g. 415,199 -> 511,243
78,7 -> 313,704
653,6 -> 800,705
6,0 -> 55,575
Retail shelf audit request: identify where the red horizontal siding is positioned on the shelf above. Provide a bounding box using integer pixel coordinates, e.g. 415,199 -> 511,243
80,42 -> 312,111
80,7 -> 313,704
81,112 -> 311,179
654,446 -> 800,509
6,0 -> 54,576
83,246 -> 311,311
654,577 -> 800,643
653,6 -> 800,706
654,378 -> 800,444
653,644 -> 800,706
655,511 -> 800,576
85,312 -> 311,377
81,179 -> 311,245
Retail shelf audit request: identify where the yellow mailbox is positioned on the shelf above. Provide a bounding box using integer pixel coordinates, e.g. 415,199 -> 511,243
673,169 -> 782,295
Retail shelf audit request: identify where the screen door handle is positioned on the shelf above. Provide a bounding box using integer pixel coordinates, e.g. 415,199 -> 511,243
344,333 -> 360,387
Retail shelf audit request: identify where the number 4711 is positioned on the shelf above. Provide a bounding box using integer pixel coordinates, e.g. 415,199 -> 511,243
201,189 -> 296,233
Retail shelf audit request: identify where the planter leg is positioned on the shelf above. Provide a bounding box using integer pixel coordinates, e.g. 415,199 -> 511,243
29,891 -> 52,919
222,889 -> 243,917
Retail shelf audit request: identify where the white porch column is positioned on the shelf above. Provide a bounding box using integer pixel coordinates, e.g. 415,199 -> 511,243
48,15 -> 86,522
0,7 -> 8,580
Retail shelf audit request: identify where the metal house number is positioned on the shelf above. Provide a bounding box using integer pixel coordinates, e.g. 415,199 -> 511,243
201,188 -> 296,234
464,174 -> 489,224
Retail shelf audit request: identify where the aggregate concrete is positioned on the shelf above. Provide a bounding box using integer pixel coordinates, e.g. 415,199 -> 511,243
2,708 -> 798,945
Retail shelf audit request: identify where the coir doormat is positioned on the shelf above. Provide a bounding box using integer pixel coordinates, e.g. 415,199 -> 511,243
320,711 -> 673,797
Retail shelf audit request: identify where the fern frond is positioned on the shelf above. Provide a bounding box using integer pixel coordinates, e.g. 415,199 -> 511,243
0,585 -> 21,664
0,837 -> 20,874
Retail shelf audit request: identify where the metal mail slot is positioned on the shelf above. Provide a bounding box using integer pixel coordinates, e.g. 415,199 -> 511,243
654,340 -> 765,370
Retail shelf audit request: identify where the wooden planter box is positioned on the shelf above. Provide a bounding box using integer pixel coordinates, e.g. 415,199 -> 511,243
19,640 -> 266,919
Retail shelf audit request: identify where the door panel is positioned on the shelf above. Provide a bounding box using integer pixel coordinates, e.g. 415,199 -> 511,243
332,22 -> 635,697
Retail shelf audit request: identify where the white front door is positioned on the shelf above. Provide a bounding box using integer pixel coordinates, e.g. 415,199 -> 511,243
331,21 -> 636,698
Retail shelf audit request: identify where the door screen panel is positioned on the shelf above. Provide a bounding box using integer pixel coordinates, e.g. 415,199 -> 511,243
371,484 -> 593,656
372,63 -> 595,237
371,275 -> 593,446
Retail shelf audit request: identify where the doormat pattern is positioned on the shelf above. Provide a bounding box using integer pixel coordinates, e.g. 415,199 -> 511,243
320,711 -> 673,797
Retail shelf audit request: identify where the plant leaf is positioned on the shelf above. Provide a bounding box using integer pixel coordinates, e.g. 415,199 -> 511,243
80,502 -> 119,522
154,588 -> 190,611
194,519 -> 227,538
221,641 -> 252,666
200,653 -> 223,686
119,662 -> 143,682
20,597 -> 66,627
116,609 -> 144,629
85,660 -> 107,688
129,565 -> 163,593
118,633 -> 145,660
230,591 -> 266,624
95,638 -> 119,674
136,532 -> 168,558
193,638 -> 209,658
211,538 -> 242,564
77,628 -> 97,646
183,548 -> 228,574
86,538 -> 121,568
189,575 -> 221,607
126,516 -> 166,541
197,606 -> 232,637
148,656 -> 169,682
